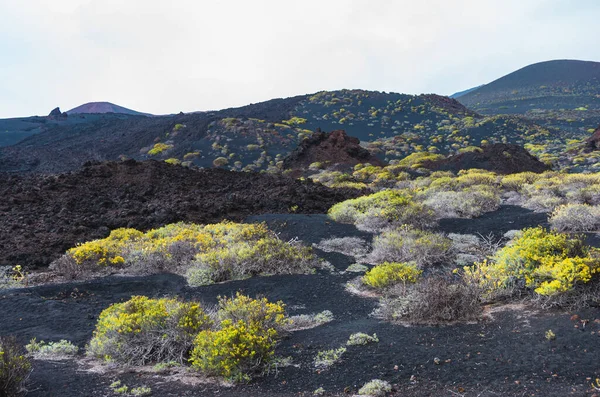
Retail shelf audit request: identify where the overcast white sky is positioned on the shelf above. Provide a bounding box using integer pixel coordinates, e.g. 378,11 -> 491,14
0,0 -> 598,117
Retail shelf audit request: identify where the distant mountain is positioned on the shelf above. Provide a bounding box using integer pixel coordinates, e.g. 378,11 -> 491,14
450,85 -> 484,99
456,60 -> 600,132
0,90 -> 563,174
67,102 -> 151,116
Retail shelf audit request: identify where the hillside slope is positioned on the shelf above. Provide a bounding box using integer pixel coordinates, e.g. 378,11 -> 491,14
457,60 -> 600,133
0,90 -> 566,173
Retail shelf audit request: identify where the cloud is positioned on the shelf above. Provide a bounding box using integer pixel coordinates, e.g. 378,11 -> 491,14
0,0 -> 598,117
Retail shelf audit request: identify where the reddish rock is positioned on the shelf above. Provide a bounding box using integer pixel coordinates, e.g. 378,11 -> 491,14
283,129 -> 384,171
586,125 -> 600,150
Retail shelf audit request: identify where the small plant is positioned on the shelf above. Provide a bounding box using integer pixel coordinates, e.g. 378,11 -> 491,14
328,190 -> 435,232
314,347 -> 346,370
130,386 -> 152,396
152,361 -> 180,373
147,143 -> 173,156
216,292 -> 289,332
286,310 -> 334,331
315,237 -> 370,259
377,277 -> 482,324
347,333 -> 379,346
358,379 -> 392,396
545,330 -> 556,341
26,339 -> 78,359
345,263 -> 369,273
0,266 -> 27,290
313,387 -> 325,395
212,157 -> 229,167
368,226 -> 452,268
363,262 -> 421,289
110,380 -> 129,394
0,336 -> 31,397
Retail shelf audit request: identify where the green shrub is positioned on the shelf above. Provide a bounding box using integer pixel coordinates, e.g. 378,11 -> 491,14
148,143 -> 173,156
423,186 -> 500,218
464,227 -> 600,297
347,333 -> 379,346
313,347 -> 346,370
363,262 -> 421,289
213,157 -> 229,167
0,336 -> 31,397
164,158 -> 181,165
368,226 -> 453,268
216,293 -> 289,333
345,263 -> 369,273
286,310 -> 334,331
328,190 -> 435,231
26,339 -> 78,359
191,237 -> 317,284
549,204 -> 600,232
314,237 -> 370,259
378,277 -> 481,324
397,152 -> 444,168
87,296 -> 212,365
55,222 -> 318,284
358,379 -> 392,396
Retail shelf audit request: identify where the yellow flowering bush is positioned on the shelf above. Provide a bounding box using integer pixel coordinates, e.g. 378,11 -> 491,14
87,294 -> 288,382
189,320 -> 278,382
363,262 -> 422,289
68,228 -> 142,266
59,222 -> 317,284
463,227 -> 600,296
147,143 -> 173,155
190,293 -> 287,381
216,292 -> 289,332
87,296 -> 212,364
328,190 -> 435,231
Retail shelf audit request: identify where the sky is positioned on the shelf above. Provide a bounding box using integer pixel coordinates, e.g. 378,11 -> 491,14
0,0 -> 599,118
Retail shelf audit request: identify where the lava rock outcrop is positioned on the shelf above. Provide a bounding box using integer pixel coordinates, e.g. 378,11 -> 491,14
283,129 -> 384,171
0,160 -> 364,267
423,143 -> 549,174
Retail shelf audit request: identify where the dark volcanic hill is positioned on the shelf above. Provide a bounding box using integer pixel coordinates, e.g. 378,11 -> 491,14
456,60 -> 600,133
0,160 -> 363,268
67,101 -> 151,116
0,90 -> 564,174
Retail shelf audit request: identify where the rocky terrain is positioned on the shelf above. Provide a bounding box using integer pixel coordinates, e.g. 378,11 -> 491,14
0,160 -> 362,268
283,129 -> 384,172
422,143 -> 550,174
